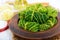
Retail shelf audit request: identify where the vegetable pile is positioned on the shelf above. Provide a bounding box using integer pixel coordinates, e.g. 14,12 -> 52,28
18,4 -> 58,32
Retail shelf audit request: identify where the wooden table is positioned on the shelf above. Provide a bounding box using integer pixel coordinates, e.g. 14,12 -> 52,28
13,34 -> 60,40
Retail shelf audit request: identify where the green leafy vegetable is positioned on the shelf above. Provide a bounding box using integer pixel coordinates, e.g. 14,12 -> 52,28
46,17 -> 57,26
24,22 -> 39,32
39,24 -> 50,31
18,19 -> 26,28
47,6 -> 58,17
18,3 -> 58,32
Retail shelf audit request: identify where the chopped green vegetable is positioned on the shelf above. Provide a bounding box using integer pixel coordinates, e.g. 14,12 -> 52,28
24,22 -> 39,32
18,3 -> 58,32
18,19 -> 26,28
39,24 -> 50,31
46,17 -> 57,26
47,6 -> 58,17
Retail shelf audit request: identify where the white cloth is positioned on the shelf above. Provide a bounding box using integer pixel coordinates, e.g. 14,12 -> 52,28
0,0 -> 15,4
0,29 -> 13,40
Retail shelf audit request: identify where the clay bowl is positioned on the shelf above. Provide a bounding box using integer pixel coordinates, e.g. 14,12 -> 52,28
9,12 -> 60,39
